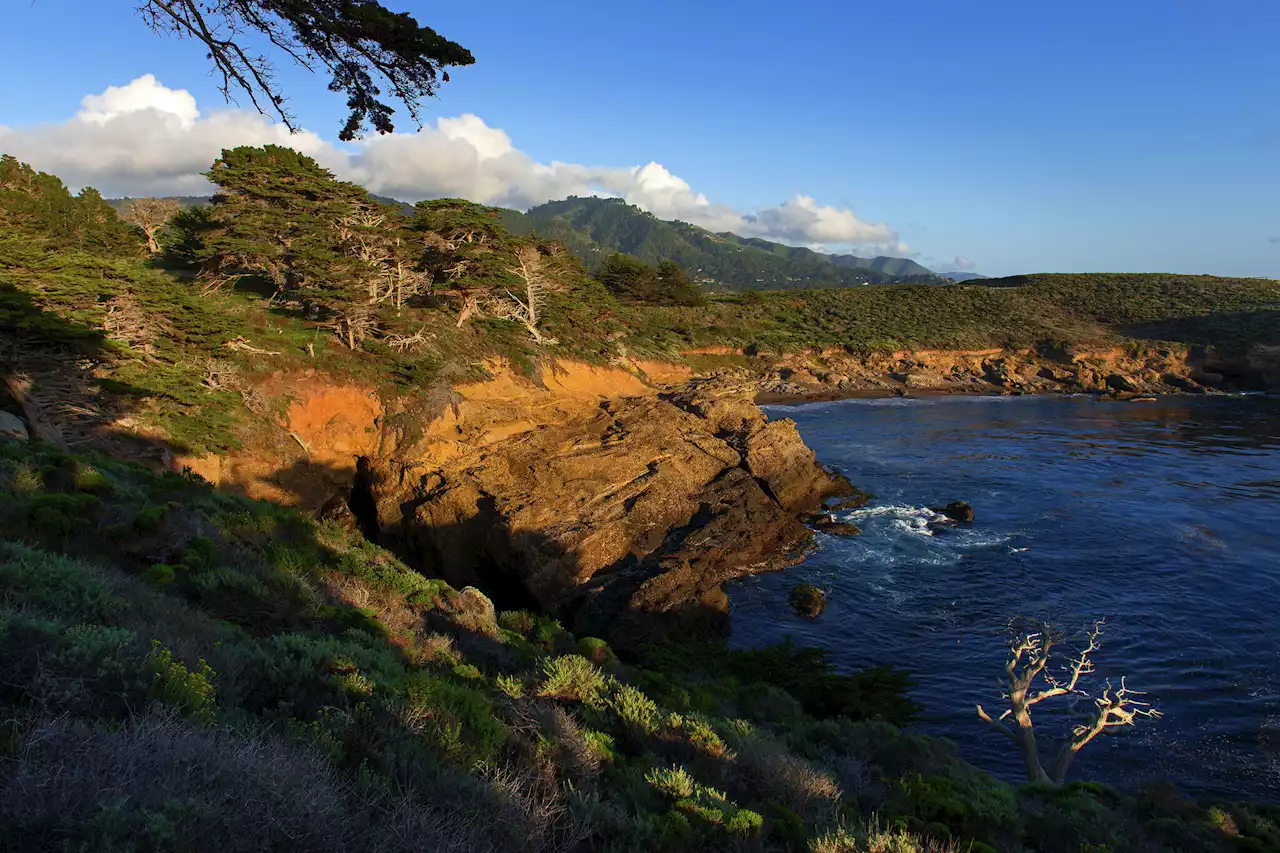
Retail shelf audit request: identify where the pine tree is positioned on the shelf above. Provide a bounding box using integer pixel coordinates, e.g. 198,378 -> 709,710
0,155 -> 140,256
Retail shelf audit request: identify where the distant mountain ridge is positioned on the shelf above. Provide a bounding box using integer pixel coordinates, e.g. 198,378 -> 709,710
106,193 -> 949,290
501,197 -> 947,290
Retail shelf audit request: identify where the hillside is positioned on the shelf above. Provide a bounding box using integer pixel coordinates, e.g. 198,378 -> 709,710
502,197 -> 947,290
828,253 -> 937,278
939,271 -> 989,282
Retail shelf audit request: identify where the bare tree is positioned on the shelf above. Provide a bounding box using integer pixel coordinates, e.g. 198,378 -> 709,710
336,210 -> 431,312
486,244 -> 568,344
976,620 -> 1161,786
122,197 -> 182,254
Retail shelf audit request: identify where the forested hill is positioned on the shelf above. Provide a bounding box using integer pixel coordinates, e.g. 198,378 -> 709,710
500,197 -> 948,290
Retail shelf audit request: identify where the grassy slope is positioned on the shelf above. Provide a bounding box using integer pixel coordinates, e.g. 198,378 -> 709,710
621,274 -> 1280,356
3,439 -> 1276,853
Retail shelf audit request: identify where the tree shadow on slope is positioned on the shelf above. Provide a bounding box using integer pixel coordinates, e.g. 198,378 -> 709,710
0,280 -> 238,464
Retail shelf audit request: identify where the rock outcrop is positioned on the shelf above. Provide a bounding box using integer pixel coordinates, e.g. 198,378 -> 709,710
932,501 -> 975,523
338,369 -> 858,650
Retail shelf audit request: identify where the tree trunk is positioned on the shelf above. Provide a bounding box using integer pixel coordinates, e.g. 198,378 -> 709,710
1012,694 -> 1052,784
1049,743 -> 1081,785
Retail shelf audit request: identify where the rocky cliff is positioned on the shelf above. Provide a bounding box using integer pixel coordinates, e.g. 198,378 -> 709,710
184,362 -> 856,649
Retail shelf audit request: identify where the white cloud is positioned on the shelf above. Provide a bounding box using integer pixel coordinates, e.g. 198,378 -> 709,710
0,75 -> 899,248
77,74 -> 200,127
951,255 -> 975,270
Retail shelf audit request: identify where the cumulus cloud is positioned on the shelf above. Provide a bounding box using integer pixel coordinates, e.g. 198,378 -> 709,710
0,75 -> 899,248
951,256 -> 975,270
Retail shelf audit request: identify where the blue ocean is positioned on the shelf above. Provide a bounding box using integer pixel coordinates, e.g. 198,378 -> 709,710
729,395 -> 1280,801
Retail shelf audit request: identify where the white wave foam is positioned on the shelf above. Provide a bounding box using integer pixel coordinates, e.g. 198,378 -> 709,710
848,504 -> 944,521
843,503 -> 1013,547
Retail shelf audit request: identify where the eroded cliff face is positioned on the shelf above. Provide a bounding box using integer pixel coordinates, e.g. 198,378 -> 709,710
188,361 -> 851,649
364,369 -> 856,649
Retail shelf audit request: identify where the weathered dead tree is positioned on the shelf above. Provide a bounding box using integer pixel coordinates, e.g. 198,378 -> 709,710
487,244 -> 567,344
121,197 -> 182,254
976,620 -> 1161,786
336,210 -> 431,317
381,327 -> 433,353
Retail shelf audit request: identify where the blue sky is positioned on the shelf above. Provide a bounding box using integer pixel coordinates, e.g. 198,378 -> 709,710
1,0 -> 1278,277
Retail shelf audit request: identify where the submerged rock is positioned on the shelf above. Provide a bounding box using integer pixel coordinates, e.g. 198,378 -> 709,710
932,501 -> 975,523
789,583 -> 828,618
799,512 -> 862,537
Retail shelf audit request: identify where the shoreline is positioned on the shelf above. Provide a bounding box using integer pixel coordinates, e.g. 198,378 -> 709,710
753,384 -> 1183,407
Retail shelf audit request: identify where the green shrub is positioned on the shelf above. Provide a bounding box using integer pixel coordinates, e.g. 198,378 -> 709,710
577,636 -> 615,666
146,641 -> 216,725
72,467 -> 112,494
538,655 -> 606,708
646,765 -> 696,799
495,674 -> 525,699
132,504 -> 166,532
146,563 -> 176,587
581,729 -> 617,764
726,808 -> 764,836
404,671 -> 506,763
25,492 -> 100,538
680,713 -> 727,757
0,541 -> 123,622
609,683 -> 661,735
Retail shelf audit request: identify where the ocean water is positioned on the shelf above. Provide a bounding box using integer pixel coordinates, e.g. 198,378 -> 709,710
728,394 -> 1280,801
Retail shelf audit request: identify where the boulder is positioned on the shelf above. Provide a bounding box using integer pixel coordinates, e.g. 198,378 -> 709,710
1106,373 -> 1138,393
0,410 -> 28,442
799,512 -> 862,537
443,586 -> 499,637
932,501 -> 975,523
744,418 -> 843,512
1162,373 -> 1204,393
789,583 -> 828,619
316,493 -> 359,533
